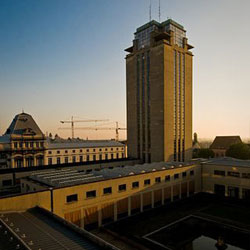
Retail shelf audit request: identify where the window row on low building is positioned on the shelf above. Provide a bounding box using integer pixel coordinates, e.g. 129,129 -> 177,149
214,170 -> 250,179
66,170 -> 195,203
47,147 -> 124,155
214,184 -> 250,199
13,141 -> 44,149
47,152 -> 125,165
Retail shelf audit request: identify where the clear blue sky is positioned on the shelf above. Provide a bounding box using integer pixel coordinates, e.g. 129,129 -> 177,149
0,0 -> 250,140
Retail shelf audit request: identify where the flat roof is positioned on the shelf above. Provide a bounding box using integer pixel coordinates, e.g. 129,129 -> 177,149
29,161 -> 195,188
161,19 -> 185,30
202,157 -> 250,168
47,140 -> 125,149
0,208 -> 103,250
135,19 -> 185,34
0,158 -> 137,174
135,20 -> 160,33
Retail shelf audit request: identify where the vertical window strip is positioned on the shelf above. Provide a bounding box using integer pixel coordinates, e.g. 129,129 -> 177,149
178,52 -> 181,161
182,54 -> 185,161
141,53 -> 145,162
137,55 -> 141,159
173,50 -> 177,161
147,51 -> 151,162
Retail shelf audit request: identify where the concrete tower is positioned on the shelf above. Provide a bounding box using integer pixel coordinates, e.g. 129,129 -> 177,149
125,19 -> 193,163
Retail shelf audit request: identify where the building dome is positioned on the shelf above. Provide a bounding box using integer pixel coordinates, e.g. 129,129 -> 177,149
5,112 -> 44,138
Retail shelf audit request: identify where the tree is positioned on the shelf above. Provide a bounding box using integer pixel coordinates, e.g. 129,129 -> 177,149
193,148 -> 214,158
226,143 -> 250,160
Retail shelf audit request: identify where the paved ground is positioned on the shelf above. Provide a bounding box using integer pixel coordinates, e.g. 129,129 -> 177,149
90,193 -> 250,250
92,229 -> 141,250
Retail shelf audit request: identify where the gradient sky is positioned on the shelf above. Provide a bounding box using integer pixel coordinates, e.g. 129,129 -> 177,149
0,0 -> 250,140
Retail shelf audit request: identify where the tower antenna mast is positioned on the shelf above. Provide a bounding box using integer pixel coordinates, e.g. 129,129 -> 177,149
149,0 -> 152,22
159,0 -> 161,22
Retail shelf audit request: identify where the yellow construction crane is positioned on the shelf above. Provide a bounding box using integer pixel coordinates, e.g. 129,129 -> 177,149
71,122 -> 126,141
59,116 -> 109,139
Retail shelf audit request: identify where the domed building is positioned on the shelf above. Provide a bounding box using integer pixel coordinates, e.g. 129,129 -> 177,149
0,112 -> 46,168
0,112 -> 126,168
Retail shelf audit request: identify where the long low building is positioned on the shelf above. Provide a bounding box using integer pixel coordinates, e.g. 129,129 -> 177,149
45,139 -> 126,165
0,112 -> 126,168
202,157 -> 250,199
0,157 -> 250,231
0,158 -> 140,191
1,161 -> 200,229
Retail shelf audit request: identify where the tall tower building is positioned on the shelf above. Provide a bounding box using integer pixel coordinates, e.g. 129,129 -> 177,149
125,19 -> 193,163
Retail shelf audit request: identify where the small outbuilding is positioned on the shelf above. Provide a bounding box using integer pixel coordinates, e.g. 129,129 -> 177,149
210,136 -> 242,157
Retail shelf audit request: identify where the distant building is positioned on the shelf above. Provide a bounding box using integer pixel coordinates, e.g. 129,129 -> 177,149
45,138 -> 126,165
0,112 -> 46,168
210,136 -> 242,157
202,157 -> 250,199
126,19 -> 193,163
0,113 -> 126,168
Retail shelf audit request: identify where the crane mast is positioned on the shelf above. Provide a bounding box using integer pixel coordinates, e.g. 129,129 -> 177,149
60,116 -> 109,139
59,121 -> 126,141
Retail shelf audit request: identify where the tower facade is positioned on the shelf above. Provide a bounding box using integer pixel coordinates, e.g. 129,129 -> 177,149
126,19 -> 193,163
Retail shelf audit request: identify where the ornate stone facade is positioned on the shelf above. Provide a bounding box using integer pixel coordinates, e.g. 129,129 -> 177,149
0,112 -> 45,168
